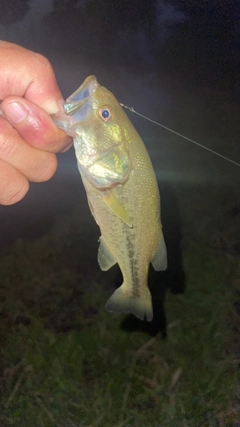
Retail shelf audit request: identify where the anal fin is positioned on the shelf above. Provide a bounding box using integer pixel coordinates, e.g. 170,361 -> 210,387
98,236 -> 116,271
151,232 -> 168,271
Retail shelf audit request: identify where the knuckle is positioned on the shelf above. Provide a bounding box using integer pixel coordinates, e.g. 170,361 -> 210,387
1,171 -> 29,205
0,128 -> 17,160
5,184 -> 29,205
34,53 -> 54,78
34,153 -> 57,182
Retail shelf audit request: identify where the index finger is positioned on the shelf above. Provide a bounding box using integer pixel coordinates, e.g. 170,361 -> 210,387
0,41 -> 62,114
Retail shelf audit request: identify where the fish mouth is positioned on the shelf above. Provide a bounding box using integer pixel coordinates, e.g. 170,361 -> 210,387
52,75 -> 98,134
63,75 -> 98,120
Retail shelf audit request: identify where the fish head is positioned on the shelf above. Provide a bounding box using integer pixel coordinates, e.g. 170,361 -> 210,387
53,75 -> 132,189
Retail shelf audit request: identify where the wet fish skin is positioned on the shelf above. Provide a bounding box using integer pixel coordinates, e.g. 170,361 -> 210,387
53,76 -> 167,321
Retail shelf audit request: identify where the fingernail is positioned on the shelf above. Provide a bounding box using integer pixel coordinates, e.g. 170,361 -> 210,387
4,102 -> 29,124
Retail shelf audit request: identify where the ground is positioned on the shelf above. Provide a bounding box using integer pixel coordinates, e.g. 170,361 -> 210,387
0,61 -> 240,426
0,154 -> 240,426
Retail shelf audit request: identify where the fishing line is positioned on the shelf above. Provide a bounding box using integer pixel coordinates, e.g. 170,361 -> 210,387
120,103 -> 240,169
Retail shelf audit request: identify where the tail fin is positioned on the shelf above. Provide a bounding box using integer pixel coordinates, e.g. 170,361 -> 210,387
105,285 -> 153,322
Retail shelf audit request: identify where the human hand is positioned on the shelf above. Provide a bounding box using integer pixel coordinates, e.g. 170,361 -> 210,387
0,41 -> 72,205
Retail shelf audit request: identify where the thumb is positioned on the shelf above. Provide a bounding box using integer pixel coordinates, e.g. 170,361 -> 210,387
1,96 -> 72,153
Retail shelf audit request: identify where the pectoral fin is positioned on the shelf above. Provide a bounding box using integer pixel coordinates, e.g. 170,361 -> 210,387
151,232 -> 167,271
102,190 -> 132,227
98,237 -> 116,271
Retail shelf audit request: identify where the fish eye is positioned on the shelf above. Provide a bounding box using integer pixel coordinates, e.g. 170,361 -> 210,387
99,106 -> 114,122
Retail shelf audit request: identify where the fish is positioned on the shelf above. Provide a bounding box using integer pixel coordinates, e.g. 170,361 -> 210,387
53,75 -> 167,321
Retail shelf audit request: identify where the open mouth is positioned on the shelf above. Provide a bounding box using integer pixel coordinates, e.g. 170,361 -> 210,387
52,75 -> 98,133
63,75 -> 98,121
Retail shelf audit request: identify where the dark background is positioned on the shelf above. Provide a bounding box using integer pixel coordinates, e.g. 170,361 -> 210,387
0,0 -> 239,250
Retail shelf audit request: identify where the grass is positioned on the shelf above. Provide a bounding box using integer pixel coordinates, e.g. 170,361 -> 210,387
0,179 -> 240,427
1,7 -> 240,427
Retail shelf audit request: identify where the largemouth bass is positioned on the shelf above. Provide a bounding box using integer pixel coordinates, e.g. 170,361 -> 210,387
53,76 -> 167,321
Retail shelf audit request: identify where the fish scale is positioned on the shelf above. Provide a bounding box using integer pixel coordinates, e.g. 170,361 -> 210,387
52,75 -> 167,322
